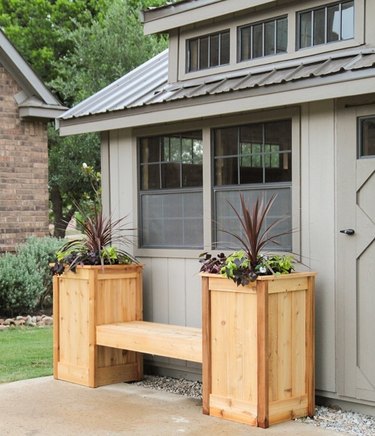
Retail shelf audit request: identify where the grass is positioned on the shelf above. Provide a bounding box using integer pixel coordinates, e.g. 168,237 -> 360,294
0,327 -> 53,383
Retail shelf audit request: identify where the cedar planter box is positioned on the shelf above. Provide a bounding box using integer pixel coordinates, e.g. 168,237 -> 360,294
201,271 -> 316,428
53,264 -> 143,388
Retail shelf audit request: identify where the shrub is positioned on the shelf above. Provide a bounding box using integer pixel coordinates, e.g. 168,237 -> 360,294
0,237 -> 64,316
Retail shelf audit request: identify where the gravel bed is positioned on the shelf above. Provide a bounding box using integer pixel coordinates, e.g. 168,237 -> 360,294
133,375 -> 202,399
134,376 -> 375,435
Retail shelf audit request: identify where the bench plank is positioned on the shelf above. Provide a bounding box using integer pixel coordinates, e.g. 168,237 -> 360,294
96,321 -> 202,363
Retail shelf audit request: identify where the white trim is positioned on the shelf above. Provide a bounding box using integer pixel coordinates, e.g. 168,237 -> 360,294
19,106 -> 67,120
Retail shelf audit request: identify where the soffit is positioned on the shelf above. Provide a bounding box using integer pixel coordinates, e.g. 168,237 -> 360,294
60,48 -> 375,123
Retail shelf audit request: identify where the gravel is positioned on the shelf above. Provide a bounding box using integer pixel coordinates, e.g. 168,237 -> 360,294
134,376 -> 375,435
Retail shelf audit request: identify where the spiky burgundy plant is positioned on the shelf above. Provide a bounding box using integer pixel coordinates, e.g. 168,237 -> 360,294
51,209 -> 137,274
221,194 -> 292,269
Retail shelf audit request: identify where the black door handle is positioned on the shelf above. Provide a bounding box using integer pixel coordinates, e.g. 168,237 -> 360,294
340,229 -> 355,235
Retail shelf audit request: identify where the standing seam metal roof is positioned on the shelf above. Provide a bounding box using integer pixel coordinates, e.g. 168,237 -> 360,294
60,48 -> 375,121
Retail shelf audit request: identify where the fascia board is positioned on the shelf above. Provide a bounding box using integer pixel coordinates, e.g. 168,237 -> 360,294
19,106 -> 68,120
58,72 -> 375,136
143,0 -> 277,35
0,32 -> 61,106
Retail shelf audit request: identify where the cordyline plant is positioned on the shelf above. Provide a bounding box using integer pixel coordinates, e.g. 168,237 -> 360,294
200,194 -> 294,286
51,209 -> 138,275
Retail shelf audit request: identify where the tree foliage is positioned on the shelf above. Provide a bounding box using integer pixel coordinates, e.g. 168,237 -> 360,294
0,0 -> 109,84
51,0 -> 167,105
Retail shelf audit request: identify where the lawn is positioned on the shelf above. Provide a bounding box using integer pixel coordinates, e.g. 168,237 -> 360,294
0,327 -> 53,383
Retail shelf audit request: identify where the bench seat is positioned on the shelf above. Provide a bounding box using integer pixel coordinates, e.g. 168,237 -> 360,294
96,321 -> 202,363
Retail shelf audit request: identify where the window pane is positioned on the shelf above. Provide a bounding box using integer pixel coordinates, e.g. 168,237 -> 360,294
360,117 -> 375,157
313,8 -> 326,46
341,1 -> 354,40
264,21 -> 275,56
141,192 -> 203,248
265,153 -> 291,182
214,127 -> 238,156
215,157 -> 238,185
214,188 -> 292,250
253,24 -> 263,58
199,36 -> 209,69
140,137 -> 160,163
240,26 -> 251,61
276,18 -> 288,53
188,39 -> 198,72
192,139 -> 203,164
327,4 -> 340,42
161,163 -> 180,189
220,31 -> 230,64
140,164 -> 160,190
299,11 -> 312,48
210,33 -> 219,67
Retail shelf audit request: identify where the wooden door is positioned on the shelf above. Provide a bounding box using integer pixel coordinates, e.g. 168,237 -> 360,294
336,103 -> 375,402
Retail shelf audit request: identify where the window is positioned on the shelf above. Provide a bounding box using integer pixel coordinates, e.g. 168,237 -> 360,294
213,120 -> 292,250
359,117 -> 375,158
187,30 -> 230,72
239,16 -> 287,62
139,131 -> 203,248
298,1 -> 354,49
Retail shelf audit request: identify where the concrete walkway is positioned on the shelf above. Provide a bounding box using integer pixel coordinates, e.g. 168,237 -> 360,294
0,377 -> 342,435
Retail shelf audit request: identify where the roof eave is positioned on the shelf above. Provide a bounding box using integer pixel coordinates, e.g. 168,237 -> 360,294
0,31 -> 63,107
19,105 -> 68,120
58,71 -> 375,136
142,0 -> 278,35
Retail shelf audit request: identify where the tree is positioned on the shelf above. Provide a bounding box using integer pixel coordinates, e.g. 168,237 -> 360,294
50,0 -> 167,105
48,127 -> 101,238
0,0 -> 109,84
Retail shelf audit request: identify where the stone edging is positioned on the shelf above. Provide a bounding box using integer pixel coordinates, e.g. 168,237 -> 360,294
0,315 -> 53,330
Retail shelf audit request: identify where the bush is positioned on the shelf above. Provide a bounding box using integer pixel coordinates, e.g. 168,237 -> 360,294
0,237 -> 64,316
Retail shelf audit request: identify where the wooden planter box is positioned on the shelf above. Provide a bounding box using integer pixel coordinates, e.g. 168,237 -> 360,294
53,264 -> 143,388
201,272 -> 316,428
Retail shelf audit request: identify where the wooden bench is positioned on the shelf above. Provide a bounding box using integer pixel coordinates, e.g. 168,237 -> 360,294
96,321 -> 202,363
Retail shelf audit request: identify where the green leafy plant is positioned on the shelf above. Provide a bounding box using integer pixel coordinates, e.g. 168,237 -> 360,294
0,237 -> 64,316
51,209 -> 138,275
200,194 -> 294,285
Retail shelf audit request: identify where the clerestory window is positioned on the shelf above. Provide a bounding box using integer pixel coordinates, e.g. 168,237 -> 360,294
238,16 -> 288,61
297,1 -> 354,49
187,30 -> 230,72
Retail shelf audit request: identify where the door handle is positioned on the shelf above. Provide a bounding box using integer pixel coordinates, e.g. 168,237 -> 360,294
340,229 -> 355,235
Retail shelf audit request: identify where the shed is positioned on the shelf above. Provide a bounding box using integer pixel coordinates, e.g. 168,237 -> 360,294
58,0 -> 375,414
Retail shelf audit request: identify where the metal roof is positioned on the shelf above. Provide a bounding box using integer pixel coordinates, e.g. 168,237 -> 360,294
60,48 -> 375,121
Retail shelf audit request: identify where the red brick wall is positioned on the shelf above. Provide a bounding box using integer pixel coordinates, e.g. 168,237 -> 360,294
0,65 -> 49,252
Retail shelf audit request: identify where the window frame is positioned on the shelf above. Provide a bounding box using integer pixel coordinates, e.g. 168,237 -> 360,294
138,131 -> 204,250
237,15 -> 288,62
134,111 -> 300,260
296,0 -> 354,50
186,29 -> 230,73
358,115 -> 375,159
211,120 -> 293,251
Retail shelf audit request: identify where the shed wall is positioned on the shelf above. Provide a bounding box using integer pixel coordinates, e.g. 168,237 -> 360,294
103,102 -> 338,393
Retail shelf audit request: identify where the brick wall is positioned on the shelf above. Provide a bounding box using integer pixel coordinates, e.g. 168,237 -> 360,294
0,65 -> 49,252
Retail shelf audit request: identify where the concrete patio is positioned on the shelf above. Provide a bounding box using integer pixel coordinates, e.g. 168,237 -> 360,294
0,376 -> 342,435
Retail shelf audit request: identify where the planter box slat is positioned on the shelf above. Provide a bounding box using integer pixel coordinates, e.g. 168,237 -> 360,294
202,272 -> 316,428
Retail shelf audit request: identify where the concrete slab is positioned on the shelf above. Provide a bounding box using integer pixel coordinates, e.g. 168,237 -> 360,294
0,377 -> 341,435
